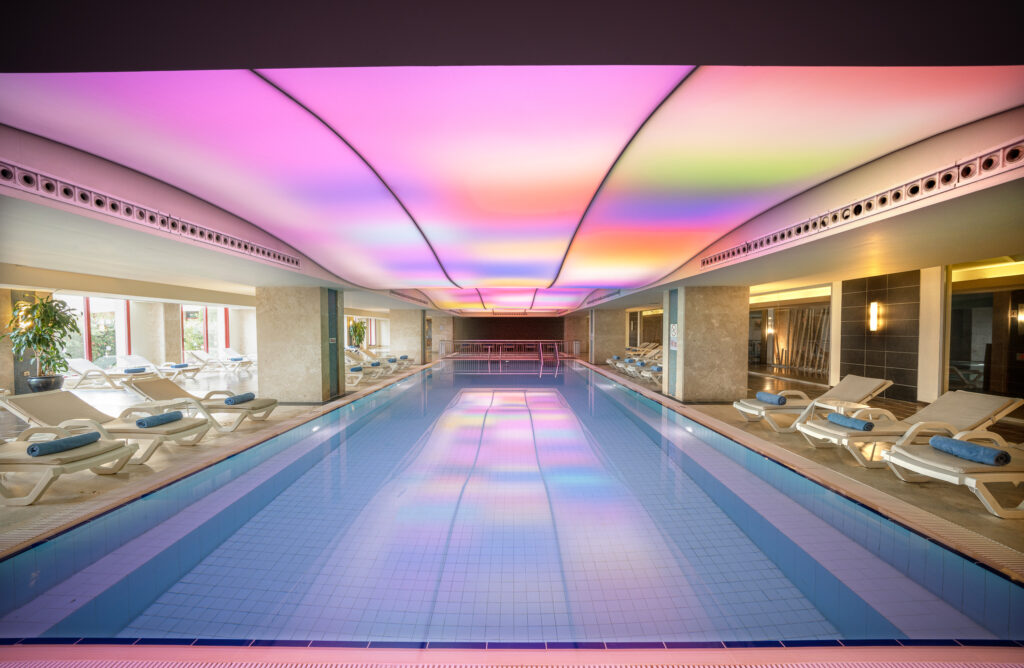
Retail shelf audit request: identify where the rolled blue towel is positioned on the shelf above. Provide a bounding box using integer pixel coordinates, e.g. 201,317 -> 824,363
626,358 -> 635,363
387,358 -> 397,363
349,366 -> 363,372
612,355 -> 620,360
826,412 -> 873,431
168,363 -> 189,369
638,361 -> 646,367
27,431 -> 101,457
370,362 -> 381,367
399,355 -> 408,360
229,356 -> 244,361
224,392 -> 255,406
755,391 -> 786,406
652,365 -> 662,372
930,435 -> 1010,466
123,367 -> 147,374
136,411 -> 183,428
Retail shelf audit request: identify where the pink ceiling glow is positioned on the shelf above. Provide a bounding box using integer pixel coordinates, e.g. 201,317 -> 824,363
1,66 -> 1022,314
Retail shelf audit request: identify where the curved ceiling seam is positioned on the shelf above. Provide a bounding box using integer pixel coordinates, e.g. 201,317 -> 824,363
249,69 -> 463,290
545,66 -> 700,290
641,102 -> 1024,291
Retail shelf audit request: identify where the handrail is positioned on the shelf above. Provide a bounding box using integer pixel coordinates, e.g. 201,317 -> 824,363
438,339 -> 580,360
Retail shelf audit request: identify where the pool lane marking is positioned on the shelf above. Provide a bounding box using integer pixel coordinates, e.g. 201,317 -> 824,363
421,391 -> 496,639
524,391 -> 577,638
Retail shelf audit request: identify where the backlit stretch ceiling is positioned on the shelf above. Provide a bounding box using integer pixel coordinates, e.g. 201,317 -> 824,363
1,67 -> 1023,313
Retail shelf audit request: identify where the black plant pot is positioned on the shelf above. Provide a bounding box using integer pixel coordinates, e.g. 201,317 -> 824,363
26,375 -> 65,392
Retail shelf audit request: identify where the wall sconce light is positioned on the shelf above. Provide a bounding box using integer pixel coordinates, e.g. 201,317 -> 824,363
869,301 -> 880,332
1015,305 -> 1023,335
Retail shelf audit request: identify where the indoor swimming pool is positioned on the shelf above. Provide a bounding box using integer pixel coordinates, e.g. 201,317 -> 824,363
1,363 -> 1021,645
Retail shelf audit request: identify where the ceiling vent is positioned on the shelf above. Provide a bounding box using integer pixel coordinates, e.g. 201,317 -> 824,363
0,158 -> 302,269
699,136 -> 1024,271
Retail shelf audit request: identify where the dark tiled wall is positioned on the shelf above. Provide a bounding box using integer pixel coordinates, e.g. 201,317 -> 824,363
840,271 -> 920,402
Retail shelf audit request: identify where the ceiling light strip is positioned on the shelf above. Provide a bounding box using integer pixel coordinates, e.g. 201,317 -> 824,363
698,136 -> 1024,271
250,69 -> 462,289
0,158 -> 302,268
546,67 -> 699,289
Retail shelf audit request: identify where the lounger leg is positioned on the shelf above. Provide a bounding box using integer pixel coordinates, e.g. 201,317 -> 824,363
800,430 -> 836,449
175,424 -> 212,444
130,436 -> 167,464
249,407 -> 274,422
0,469 -> 60,506
762,412 -> 798,433
209,413 -> 246,433
968,481 -> 1024,519
843,440 -> 890,468
90,447 -> 136,474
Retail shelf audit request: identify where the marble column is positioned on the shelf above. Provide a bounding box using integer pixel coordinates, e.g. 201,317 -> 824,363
664,286 -> 749,402
564,312 -> 589,357
161,302 -> 184,365
0,289 -> 14,393
389,309 -> 425,364
590,308 -> 626,365
128,301 -> 165,364
257,286 -> 342,403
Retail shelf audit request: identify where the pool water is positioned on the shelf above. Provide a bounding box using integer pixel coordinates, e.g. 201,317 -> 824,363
2,363 -> 1020,642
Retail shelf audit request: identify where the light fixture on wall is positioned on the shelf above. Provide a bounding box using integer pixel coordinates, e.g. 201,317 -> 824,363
869,301 -> 880,332
1016,305 -> 1023,335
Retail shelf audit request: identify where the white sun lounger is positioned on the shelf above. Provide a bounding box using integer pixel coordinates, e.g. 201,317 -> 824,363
118,354 -> 202,381
882,430 -> 1024,518
66,358 -> 157,389
0,426 -> 137,506
733,374 -> 893,433
0,389 -> 212,464
123,375 -> 277,433
795,390 -> 1023,468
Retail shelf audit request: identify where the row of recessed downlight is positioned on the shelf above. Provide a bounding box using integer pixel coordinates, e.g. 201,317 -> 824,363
700,142 -> 1022,269
0,162 -> 301,267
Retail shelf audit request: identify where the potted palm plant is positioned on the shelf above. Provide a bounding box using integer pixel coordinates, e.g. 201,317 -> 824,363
2,295 -> 81,392
348,320 -> 367,349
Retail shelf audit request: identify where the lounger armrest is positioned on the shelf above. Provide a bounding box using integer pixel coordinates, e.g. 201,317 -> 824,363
951,429 -> 1009,449
118,399 -> 191,418
202,390 -> 233,400
779,390 -> 810,400
16,425 -> 74,440
894,420 -> 959,446
57,418 -> 116,440
850,407 -> 896,421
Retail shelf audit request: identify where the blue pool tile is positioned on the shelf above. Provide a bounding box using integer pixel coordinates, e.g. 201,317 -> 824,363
369,641 -> 428,648
605,641 -> 665,649
780,639 -> 842,647
665,641 -> 725,648
428,641 -> 487,649
309,640 -> 369,648
488,642 -> 546,649
135,638 -> 195,645
983,570 -> 1011,636
546,641 -> 605,649
0,639 -> 21,645
723,640 -> 783,648
956,639 -> 1021,646
897,639 -> 959,646
193,638 -> 253,646
840,639 -> 901,646
251,639 -> 311,647
20,637 -> 80,644
76,637 -> 137,645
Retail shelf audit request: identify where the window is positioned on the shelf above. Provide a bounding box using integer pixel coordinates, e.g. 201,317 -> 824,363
182,305 -> 230,353
53,294 -> 127,366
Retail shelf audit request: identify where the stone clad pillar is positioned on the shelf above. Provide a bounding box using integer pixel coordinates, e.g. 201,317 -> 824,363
664,286 -> 749,402
590,308 -> 626,365
389,309 -> 425,364
257,286 -> 344,403
162,303 -> 183,365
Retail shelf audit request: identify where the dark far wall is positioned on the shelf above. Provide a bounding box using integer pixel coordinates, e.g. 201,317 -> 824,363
453,317 -> 566,340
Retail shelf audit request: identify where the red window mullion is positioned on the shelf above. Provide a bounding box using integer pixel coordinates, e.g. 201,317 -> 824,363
181,305 -> 185,362
125,300 -> 132,355
203,307 -> 210,353
83,297 -> 93,361
224,307 -> 230,349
